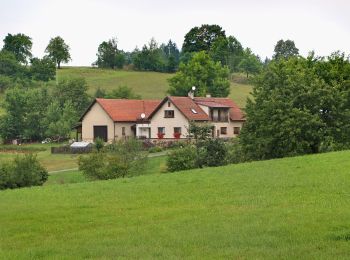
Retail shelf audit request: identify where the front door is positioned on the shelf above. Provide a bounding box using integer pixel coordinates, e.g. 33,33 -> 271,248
93,126 -> 108,142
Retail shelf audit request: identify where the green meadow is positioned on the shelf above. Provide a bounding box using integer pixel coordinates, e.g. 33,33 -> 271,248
1,150 -> 349,259
56,67 -> 252,108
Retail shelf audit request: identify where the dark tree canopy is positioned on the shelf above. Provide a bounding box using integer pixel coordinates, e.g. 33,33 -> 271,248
30,57 -> 56,81
240,54 -> 350,160
95,37 -> 125,69
168,51 -> 230,97
182,24 -> 226,53
238,48 -> 263,77
2,33 -> 32,64
45,36 -> 71,69
273,39 -> 299,60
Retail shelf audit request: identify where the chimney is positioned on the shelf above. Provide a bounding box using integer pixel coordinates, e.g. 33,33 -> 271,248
188,86 -> 196,100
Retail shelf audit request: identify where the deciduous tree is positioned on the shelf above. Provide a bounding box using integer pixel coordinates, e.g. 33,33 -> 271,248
45,36 -> 71,69
168,51 -> 230,97
2,33 -> 32,64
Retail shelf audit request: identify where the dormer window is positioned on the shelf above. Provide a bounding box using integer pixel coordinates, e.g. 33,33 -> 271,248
191,108 -> 198,114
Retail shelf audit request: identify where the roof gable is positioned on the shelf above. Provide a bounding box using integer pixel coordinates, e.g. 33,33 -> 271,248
148,96 -> 209,121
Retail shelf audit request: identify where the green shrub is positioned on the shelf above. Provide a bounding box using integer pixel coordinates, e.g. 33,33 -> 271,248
0,154 -> 48,190
166,145 -> 197,172
148,146 -> 163,153
94,137 -> 105,152
225,138 -> 246,164
79,138 -> 148,180
199,139 -> 227,167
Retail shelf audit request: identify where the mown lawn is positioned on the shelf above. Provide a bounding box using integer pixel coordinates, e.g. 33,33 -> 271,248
0,151 -> 349,258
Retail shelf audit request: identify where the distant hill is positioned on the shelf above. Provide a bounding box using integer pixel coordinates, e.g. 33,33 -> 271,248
1,150 -> 349,258
57,67 -> 252,108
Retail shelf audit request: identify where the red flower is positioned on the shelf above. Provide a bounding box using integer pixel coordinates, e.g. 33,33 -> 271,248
173,132 -> 181,139
157,132 -> 165,139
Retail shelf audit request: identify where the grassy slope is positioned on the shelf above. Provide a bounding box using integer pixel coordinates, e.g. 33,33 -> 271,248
46,155 -> 167,185
1,151 -> 349,259
0,144 -> 78,172
57,67 -> 252,108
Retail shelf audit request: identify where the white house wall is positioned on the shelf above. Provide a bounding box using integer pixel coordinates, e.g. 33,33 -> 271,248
82,102 -> 114,142
149,101 -> 190,138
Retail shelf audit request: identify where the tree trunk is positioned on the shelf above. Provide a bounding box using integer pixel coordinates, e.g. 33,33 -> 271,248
57,61 -> 61,69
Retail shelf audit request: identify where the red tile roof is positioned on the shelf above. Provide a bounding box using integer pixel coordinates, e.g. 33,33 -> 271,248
168,96 -> 210,121
194,97 -> 245,121
81,96 -> 245,123
96,98 -> 161,122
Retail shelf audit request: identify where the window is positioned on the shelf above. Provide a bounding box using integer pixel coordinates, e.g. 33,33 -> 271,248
234,127 -> 240,135
191,108 -> 198,114
122,127 -> 125,136
220,127 -> 227,135
164,110 -> 174,118
158,127 -> 165,134
168,101 -> 171,107
174,127 -> 181,134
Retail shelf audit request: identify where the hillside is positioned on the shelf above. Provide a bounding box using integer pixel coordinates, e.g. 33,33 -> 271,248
57,67 -> 253,108
1,151 -> 349,258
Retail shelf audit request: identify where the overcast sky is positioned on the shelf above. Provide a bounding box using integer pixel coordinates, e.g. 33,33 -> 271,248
1,0 -> 349,66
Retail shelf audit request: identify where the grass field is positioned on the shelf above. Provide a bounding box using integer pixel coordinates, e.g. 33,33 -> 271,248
1,150 -> 349,258
57,67 -> 253,108
0,143 -> 78,172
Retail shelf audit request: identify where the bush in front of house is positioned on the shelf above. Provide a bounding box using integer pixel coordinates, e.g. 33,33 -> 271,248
199,138 -> 228,167
166,145 -> 197,172
78,138 -> 148,180
0,154 -> 48,190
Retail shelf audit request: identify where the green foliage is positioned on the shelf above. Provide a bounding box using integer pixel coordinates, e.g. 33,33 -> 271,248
132,38 -> 179,73
0,75 -> 13,92
94,86 -> 107,98
182,24 -> 226,53
104,85 -> 141,99
79,139 -> 148,180
225,138 -> 245,164
2,33 -> 32,64
53,78 -> 91,115
94,137 -> 105,152
0,50 -> 28,79
273,39 -> 299,60
168,51 -> 230,97
95,37 -> 125,69
29,57 -> 56,81
198,139 -> 227,167
44,100 -> 77,141
188,122 -> 213,141
0,86 -> 51,141
166,145 -> 197,172
45,36 -> 71,68
0,154 -> 48,190
133,38 -> 165,72
240,55 -> 350,160
238,48 -> 262,77
210,35 -> 244,72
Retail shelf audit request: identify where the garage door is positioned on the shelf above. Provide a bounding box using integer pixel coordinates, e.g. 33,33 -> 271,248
93,126 -> 108,142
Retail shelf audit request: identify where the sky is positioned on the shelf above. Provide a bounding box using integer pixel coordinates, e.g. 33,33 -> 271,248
1,0 -> 349,66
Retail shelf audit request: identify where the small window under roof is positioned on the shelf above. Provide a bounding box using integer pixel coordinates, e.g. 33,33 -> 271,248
191,108 -> 198,114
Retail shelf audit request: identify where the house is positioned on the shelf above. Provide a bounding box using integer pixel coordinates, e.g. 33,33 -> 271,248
77,94 -> 245,142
